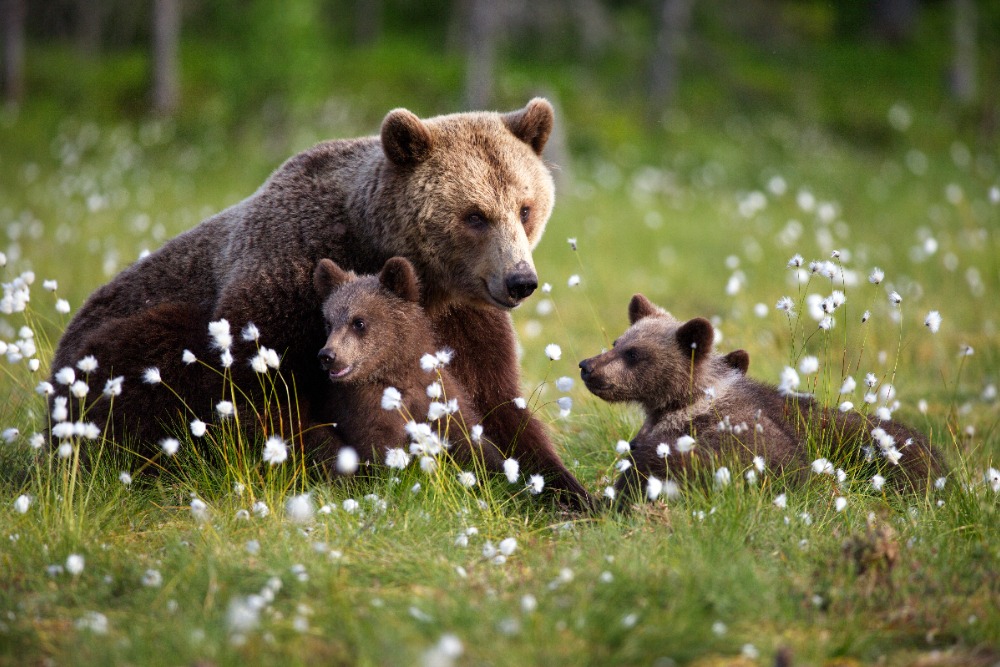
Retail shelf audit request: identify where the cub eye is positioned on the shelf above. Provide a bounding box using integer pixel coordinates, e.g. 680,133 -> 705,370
352,318 -> 366,332
519,206 -> 531,224
465,212 -> 488,229
623,348 -> 640,365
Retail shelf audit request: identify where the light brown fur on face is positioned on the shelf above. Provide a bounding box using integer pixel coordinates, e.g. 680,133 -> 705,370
581,294 -> 945,508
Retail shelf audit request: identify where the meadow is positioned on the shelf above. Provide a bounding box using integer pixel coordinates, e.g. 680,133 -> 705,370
2,26 -> 999,667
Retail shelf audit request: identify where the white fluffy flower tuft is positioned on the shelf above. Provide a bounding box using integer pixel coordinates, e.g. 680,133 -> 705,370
924,310 -> 942,333
381,386 -> 403,410
526,474 -> 544,495
385,448 -> 411,470
503,458 -> 520,483
285,493 -> 315,524
544,343 -> 562,361
337,447 -> 359,474
160,438 -> 180,456
263,436 -> 287,465
208,319 -> 232,350
143,367 -> 162,384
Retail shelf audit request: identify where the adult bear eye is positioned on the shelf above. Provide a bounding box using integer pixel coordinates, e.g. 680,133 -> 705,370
519,206 -> 530,224
624,348 -> 640,365
465,212 -> 487,229
352,318 -> 366,332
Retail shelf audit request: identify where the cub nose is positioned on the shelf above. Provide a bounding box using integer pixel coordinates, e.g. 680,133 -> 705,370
579,359 -> 593,380
318,348 -> 336,370
505,269 -> 538,302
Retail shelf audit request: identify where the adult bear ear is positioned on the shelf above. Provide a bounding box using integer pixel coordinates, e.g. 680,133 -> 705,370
675,318 -> 714,363
503,97 -> 554,155
381,108 -> 434,167
628,293 -> 660,324
724,349 -> 750,374
313,258 -> 351,300
379,257 -> 421,303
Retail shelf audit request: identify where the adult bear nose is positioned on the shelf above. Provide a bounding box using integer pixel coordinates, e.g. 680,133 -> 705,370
579,359 -> 592,380
317,348 -> 336,370
505,265 -> 537,301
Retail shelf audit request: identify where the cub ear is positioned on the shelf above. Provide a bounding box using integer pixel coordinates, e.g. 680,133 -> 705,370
381,108 -> 434,167
723,349 -> 750,374
379,257 -> 421,303
313,258 -> 351,300
502,97 -> 554,155
675,317 -> 715,362
628,293 -> 660,324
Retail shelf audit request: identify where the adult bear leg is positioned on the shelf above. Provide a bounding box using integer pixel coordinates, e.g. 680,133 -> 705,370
432,305 -> 592,509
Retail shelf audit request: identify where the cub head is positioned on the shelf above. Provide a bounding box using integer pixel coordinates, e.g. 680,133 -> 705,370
313,256 -> 424,384
578,294 -> 720,413
379,98 -> 555,310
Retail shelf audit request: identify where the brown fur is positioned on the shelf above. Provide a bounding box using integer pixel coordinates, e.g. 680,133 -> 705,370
308,257 -> 505,473
49,100 -> 588,505
580,294 -> 944,505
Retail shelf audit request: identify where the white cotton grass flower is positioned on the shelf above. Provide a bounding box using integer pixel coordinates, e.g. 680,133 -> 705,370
840,376 -> 857,395
924,310 -> 942,333
818,316 -> 834,331
337,447 -> 359,475
675,435 -> 696,454
190,419 -> 207,437
512,396 -> 527,409
799,356 -> 819,375
54,367 -> 76,385
262,436 -> 287,465
143,367 -> 162,384
420,456 -> 437,473
567,237 -> 577,250
161,438 -> 180,456
861,310 -> 871,323
714,467 -> 731,488
834,496 -> 848,512
36,381 -> 55,396
190,497 -> 209,521
426,381 -> 443,399
420,353 -> 439,372
385,448 -> 411,470
871,474 -> 886,491
2,427 -> 19,444
381,386 -> 402,411
70,380 -> 89,399
422,634 -> 464,667
776,296 -> 795,314
499,537 -> 518,556
888,290 -> 902,306
985,467 -> 1000,493
603,486 -> 616,500
57,442 -> 73,458
43,279 -> 58,292
470,424 -> 483,443
216,400 -> 234,418
778,367 -> 801,396
656,443 -> 670,458
285,493 -> 315,524
839,401 -> 854,412
503,458 -> 520,483
869,267 -> 885,284
526,474 -> 544,494
773,493 -> 787,509
787,254 -> 804,268
14,494 -> 31,514
435,348 -> 454,366
55,299 -> 71,314
241,322 -> 260,342
567,274 -> 581,287
220,349 -> 234,368
545,343 -> 562,361
66,554 -> 85,576
615,440 -> 631,455
252,501 -> 270,518
457,471 -> 476,488
141,569 -> 163,587
555,376 -> 574,392
182,349 -> 197,364
208,319 -> 232,350
647,476 -> 664,501
811,458 -> 834,475
557,396 -> 572,418
76,355 -> 98,373
29,433 -> 44,449
103,376 -> 124,397
615,459 -> 632,473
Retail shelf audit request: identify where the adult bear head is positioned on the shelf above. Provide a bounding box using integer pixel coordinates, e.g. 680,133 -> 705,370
378,98 -> 555,311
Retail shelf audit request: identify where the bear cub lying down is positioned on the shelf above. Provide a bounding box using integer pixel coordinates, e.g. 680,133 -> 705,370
310,256 -> 506,474
579,294 -> 944,505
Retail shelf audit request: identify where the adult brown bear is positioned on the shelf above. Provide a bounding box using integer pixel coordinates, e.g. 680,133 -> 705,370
50,99 -> 590,506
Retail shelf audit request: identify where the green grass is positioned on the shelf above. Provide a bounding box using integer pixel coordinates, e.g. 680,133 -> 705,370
2,17 -> 1000,666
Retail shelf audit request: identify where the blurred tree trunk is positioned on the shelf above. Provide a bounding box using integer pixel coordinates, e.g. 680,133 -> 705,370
76,0 -> 102,57
648,0 -> 692,120
151,0 -> 181,115
949,0 -> 977,105
1,0 -> 26,108
354,0 -> 382,46
463,0 -> 501,109
871,0 -> 918,43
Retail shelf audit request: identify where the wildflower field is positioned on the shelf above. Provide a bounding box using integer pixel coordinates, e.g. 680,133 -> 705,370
2,35 -> 1000,667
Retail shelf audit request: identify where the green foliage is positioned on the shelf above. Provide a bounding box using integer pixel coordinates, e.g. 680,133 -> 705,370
1,4 -> 999,665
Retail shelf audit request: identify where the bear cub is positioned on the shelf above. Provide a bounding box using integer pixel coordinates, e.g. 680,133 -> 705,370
579,294 -> 943,505
310,256 -> 506,473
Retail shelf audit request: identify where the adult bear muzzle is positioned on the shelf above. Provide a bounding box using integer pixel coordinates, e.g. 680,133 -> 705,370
504,261 -> 538,302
